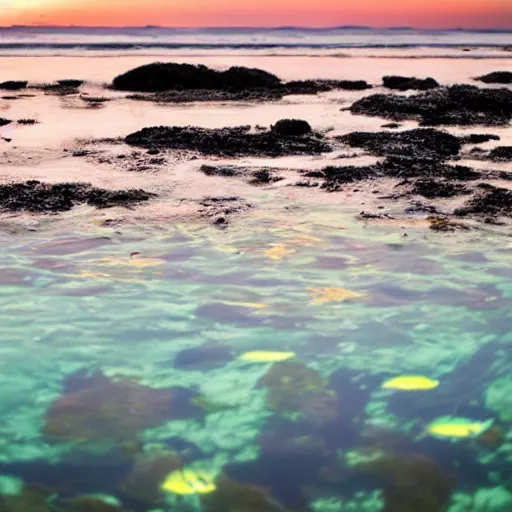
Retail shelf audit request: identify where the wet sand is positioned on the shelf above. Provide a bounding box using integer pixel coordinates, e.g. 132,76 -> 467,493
0,52 -> 511,236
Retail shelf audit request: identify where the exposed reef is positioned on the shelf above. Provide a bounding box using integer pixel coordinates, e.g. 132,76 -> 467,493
0,181 -> 156,213
382,75 -> 440,91
476,71 -> 512,84
113,62 -> 371,103
349,85 -> 512,126
125,124 -> 332,156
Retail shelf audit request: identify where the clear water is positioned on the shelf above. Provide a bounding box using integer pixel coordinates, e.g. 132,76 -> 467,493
0,48 -> 511,511
0,204 -> 511,511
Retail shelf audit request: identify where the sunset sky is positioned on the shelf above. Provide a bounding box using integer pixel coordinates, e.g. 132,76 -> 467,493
0,0 -> 511,28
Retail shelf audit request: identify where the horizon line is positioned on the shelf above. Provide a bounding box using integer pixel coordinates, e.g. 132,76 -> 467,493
0,25 -> 511,32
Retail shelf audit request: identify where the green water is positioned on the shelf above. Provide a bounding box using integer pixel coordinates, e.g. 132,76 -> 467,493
0,209 -> 511,512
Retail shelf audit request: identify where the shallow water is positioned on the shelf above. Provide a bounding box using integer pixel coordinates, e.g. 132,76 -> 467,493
0,51 -> 512,511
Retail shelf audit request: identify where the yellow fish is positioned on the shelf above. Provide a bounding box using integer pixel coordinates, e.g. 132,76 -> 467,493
161,469 -> 216,495
308,287 -> 364,305
425,417 -> 494,439
238,351 -> 296,363
264,244 -> 296,261
382,376 -> 439,391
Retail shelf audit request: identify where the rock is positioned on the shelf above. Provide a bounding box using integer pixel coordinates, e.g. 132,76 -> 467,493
409,179 -> 470,198
283,79 -> 372,93
17,118 -> 38,125
112,62 -> 281,92
201,164 -> 243,177
0,118 -> 12,127
57,79 -> 84,87
455,184 -> 512,218
476,71 -> 512,84
312,157 -> 480,192
174,343 -> 233,371
118,452 -> 182,507
44,373 -> 200,444
0,80 -> 27,90
125,125 -> 331,156
271,119 -> 312,136
0,181 -> 156,213
381,123 -> 401,129
258,361 -> 339,427
146,148 -> 160,155
489,146 -> 512,161
464,134 -> 501,144
249,169 -> 283,184
350,85 -> 512,126
127,88 -> 284,103
338,128 -> 462,159
428,216 -> 469,232
383,75 -> 439,91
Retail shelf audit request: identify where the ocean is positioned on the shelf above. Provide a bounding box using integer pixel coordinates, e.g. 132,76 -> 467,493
0,26 -> 511,512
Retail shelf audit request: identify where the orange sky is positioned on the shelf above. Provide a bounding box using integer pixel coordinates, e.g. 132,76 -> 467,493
1,0 -> 511,28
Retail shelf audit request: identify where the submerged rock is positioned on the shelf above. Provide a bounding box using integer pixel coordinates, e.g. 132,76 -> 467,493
125,124 -> 331,156
258,361 -> 339,427
44,373 -> 199,443
383,75 -> 439,91
476,71 -> 512,84
0,80 -> 27,90
350,85 -> 512,126
0,181 -> 156,213
112,62 -> 281,92
349,450 -> 455,512
338,128 -> 462,159
174,343 -> 233,371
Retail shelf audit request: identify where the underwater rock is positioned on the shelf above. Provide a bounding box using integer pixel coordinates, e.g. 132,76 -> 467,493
0,486 -> 53,511
350,450 -> 455,512
258,423 -> 328,458
43,375 -> 185,443
258,361 -> 339,427
271,119 -> 312,136
174,343 -> 233,371
383,75 -> 439,91
349,85 -> 512,126
455,185 -> 512,218
65,496 -> 125,512
118,452 -> 182,507
0,181 -> 156,213
488,146 -> 512,161
125,125 -> 331,157
338,128 -> 462,159
112,62 -> 282,92
200,474 -> 292,512
476,71 -> 512,84
0,80 -> 27,90
0,118 -> 11,127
